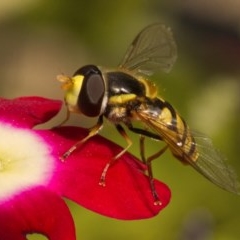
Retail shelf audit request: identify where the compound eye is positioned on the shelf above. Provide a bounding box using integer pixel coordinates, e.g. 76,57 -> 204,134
73,64 -> 100,76
78,66 -> 105,117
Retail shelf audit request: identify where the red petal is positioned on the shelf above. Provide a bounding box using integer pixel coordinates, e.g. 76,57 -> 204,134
42,127 -> 171,220
0,187 -> 76,240
0,97 -> 62,128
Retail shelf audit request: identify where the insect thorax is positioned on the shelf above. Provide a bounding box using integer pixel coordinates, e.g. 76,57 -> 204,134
103,71 -> 145,123
106,71 -> 146,96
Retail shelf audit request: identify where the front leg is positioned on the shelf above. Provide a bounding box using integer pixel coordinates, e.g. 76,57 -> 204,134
56,108 -> 71,127
60,115 -> 104,160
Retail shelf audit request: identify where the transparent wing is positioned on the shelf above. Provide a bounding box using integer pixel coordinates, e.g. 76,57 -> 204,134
119,23 -> 177,76
187,133 -> 240,195
135,110 -> 240,195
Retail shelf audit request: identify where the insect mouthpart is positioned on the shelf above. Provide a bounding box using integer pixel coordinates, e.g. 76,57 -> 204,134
57,74 -> 73,90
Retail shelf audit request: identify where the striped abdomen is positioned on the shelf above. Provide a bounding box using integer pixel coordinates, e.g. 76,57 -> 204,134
136,97 -> 199,164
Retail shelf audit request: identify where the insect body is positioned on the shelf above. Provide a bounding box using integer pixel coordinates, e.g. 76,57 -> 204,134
58,23 -> 239,205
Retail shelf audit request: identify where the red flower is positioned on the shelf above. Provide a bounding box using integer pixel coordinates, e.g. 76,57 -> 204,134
0,96 -> 171,240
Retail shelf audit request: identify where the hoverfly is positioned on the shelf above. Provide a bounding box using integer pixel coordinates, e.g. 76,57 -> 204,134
58,23 -> 239,205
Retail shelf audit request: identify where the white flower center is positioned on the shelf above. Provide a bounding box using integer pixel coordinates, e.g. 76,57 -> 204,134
0,122 -> 54,202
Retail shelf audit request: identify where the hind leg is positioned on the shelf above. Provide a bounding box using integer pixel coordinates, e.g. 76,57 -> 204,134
140,136 -> 168,205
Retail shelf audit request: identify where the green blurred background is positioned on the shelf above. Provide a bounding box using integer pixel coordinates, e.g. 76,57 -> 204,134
1,1 -> 240,239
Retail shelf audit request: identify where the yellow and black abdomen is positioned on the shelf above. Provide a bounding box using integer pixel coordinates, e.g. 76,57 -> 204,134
137,97 -> 199,164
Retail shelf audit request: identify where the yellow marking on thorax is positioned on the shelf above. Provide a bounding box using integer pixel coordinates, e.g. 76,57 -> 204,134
109,94 -> 136,104
138,77 -> 158,98
112,68 -> 158,98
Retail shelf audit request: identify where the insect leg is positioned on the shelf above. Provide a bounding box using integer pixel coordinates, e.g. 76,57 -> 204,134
114,124 -> 133,159
140,135 -> 147,164
144,144 -> 168,205
99,124 -> 132,186
127,123 -> 168,204
56,108 -> 71,127
127,124 -> 162,141
60,115 -> 104,160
